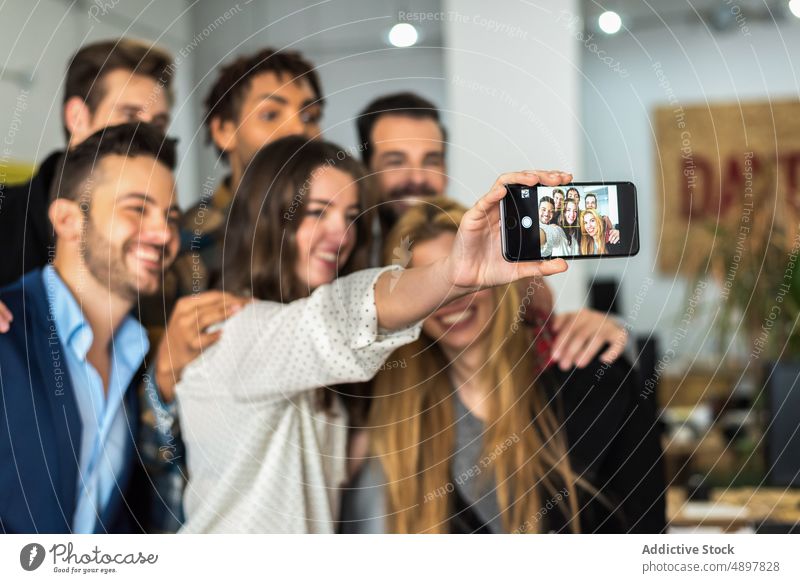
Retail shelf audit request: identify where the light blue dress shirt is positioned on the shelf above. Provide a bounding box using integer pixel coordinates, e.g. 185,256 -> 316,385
43,266 -> 149,533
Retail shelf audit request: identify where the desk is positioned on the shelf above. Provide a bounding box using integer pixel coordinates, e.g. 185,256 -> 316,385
668,487 -> 800,533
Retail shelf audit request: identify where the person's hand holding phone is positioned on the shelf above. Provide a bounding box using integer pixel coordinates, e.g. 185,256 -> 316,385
374,170 -> 573,332
502,180 -> 639,260
444,170 -> 573,291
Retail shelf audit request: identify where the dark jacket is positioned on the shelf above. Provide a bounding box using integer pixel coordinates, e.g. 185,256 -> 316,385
452,358 -> 667,534
0,270 -> 143,533
546,358 -> 666,533
0,151 -> 61,286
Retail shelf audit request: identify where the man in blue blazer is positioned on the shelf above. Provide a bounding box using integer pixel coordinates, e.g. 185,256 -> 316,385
0,123 -> 180,533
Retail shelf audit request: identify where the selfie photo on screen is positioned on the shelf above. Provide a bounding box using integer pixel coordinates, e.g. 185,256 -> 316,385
537,185 -> 622,258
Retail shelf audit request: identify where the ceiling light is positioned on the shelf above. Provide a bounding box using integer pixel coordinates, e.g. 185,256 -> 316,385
388,23 -> 418,47
598,10 -> 622,34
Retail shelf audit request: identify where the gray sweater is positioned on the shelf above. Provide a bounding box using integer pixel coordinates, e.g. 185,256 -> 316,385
340,395 -> 504,533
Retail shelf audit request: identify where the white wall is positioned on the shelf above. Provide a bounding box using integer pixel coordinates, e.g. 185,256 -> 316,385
0,0 -> 199,206
580,16 -> 800,368
443,0 -> 587,311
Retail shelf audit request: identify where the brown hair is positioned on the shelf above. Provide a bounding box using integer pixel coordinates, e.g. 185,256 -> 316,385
221,135 -> 375,302
558,199 -> 582,248
368,198 -> 594,533
204,48 -> 324,157
356,92 -> 446,167
52,123 -> 176,206
63,38 -> 174,139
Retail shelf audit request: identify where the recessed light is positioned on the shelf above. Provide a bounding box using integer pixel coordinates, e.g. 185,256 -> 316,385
388,23 -> 418,47
598,10 -> 622,34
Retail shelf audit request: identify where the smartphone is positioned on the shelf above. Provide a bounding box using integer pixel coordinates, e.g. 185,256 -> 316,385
500,181 -> 639,261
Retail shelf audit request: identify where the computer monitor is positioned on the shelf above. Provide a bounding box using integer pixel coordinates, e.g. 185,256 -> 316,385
764,361 -> 800,488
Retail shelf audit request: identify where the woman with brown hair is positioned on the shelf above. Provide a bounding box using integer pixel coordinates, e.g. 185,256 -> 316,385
556,198 -> 582,256
340,198 -> 666,534
175,136 -> 574,533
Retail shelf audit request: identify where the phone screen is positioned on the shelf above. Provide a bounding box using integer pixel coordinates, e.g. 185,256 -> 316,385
501,182 -> 639,261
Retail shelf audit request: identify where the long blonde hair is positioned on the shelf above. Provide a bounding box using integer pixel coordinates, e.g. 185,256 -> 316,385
580,208 -> 606,255
368,198 -> 588,533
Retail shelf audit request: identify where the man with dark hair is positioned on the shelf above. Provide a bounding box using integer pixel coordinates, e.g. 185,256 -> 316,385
357,92 -> 446,231
0,123 -> 180,533
0,38 -> 174,287
203,47 -> 323,190
179,46 -> 324,251
62,38 -> 174,143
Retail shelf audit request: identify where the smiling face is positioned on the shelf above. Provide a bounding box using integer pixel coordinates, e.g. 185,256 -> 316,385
564,200 -> 579,225
81,155 -> 180,299
411,232 -> 494,351
294,166 -> 360,290
369,114 -> 446,210
538,200 -> 554,225
213,71 -> 322,186
585,195 -> 597,210
583,211 -> 599,238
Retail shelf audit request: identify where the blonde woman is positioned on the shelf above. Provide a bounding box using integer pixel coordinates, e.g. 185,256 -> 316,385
340,199 -> 665,534
580,208 -> 607,255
